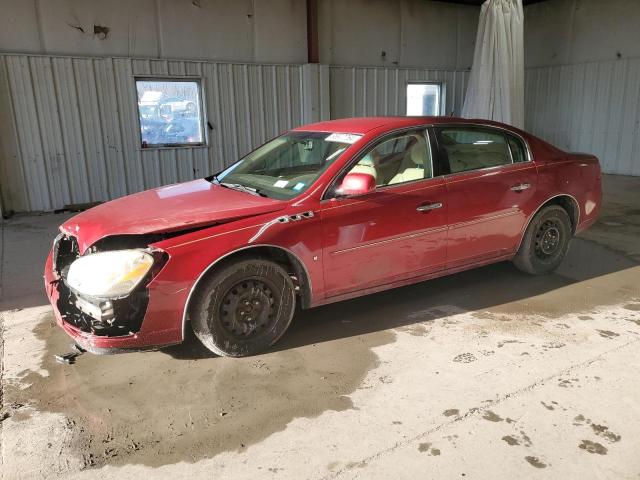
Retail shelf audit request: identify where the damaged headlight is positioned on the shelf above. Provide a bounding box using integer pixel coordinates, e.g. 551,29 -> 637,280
67,250 -> 154,298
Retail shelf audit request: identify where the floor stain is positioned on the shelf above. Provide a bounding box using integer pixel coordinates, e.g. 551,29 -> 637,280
579,440 -> 608,455
482,410 -> 503,422
540,401 -> 555,411
453,353 -> 476,364
6,312 -> 396,468
418,443 -> 440,456
558,378 -> 580,388
524,456 -> 547,468
520,431 -> 533,447
596,329 -> 620,339
497,340 -> 523,348
502,435 -> 520,446
397,324 -> 431,337
591,424 -> 621,443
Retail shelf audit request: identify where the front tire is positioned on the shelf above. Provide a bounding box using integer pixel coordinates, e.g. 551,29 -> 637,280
190,258 -> 296,357
513,205 -> 572,275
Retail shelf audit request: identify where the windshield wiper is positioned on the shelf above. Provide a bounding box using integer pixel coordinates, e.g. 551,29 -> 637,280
219,182 -> 267,197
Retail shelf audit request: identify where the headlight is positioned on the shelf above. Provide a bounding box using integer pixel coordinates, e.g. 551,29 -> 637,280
67,250 -> 154,298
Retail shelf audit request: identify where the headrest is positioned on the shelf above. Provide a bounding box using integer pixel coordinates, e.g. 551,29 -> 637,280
359,154 -> 375,166
409,142 -> 427,165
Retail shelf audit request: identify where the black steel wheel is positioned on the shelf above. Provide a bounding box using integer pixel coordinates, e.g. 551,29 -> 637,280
219,279 -> 276,341
513,204 -> 572,275
534,219 -> 563,259
190,258 -> 296,357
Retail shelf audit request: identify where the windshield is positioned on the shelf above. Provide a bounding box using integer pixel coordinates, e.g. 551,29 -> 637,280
214,131 -> 361,200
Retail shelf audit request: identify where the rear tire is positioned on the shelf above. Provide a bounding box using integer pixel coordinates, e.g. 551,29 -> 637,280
513,205 -> 572,275
190,258 -> 296,357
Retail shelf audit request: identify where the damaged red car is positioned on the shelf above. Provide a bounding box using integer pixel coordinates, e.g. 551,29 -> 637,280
44,117 -> 602,357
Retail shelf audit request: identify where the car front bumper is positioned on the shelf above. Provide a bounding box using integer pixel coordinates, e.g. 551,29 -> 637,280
44,250 -> 186,354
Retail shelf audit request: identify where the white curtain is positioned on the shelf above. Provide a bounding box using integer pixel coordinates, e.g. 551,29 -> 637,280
462,0 -> 524,128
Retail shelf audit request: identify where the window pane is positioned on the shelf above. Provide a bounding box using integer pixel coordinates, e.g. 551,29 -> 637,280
406,84 -> 441,116
136,79 -> 204,147
436,128 -> 511,173
346,131 -> 432,187
507,135 -> 527,163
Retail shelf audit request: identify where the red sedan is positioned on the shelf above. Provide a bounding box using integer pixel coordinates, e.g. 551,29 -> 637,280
44,117 -> 602,357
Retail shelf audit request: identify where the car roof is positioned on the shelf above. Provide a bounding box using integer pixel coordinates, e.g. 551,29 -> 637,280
293,116 -> 520,135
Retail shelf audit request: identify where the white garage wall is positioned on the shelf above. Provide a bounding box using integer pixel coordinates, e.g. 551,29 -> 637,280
525,59 -> 640,176
523,0 -> 640,176
319,0 -> 479,69
0,0 -> 479,69
0,54 -> 327,212
524,0 -> 640,68
0,0 -> 308,64
330,65 -> 470,118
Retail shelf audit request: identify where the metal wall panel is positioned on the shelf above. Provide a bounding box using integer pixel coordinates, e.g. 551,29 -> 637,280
525,58 -> 640,176
0,53 -> 311,212
6,53 -> 637,213
329,65 -> 470,119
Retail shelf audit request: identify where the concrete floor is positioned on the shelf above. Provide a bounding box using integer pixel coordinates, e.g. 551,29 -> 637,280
1,174 -> 639,480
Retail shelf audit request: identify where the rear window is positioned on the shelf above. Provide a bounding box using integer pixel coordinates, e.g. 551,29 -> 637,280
435,127 -> 512,174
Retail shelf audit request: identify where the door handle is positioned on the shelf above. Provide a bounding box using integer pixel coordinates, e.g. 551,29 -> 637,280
510,183 -> 531,191
416,202 -> 443,212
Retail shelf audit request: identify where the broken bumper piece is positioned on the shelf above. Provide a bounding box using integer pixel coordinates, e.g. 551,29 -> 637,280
44,250 -> 185,354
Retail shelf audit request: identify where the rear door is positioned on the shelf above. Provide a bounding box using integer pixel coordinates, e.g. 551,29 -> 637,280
434,126 -> 538,268
320,129 -> 448,298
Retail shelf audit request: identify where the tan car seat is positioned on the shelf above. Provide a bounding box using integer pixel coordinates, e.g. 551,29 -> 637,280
349,153 -> 378,181
388,140 -> 430,184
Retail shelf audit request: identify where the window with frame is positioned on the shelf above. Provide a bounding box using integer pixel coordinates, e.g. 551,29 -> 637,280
345,131 -> 432,187
435,127 -> 513,174
135,78 -> 205,148
507,134 -> 527,163
406,83 -> 442,116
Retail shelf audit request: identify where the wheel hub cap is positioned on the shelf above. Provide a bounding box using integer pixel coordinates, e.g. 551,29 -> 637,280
535,220 -> 562,258
220,280 -> 275,339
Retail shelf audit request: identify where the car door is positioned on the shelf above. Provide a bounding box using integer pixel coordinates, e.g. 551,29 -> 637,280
434,126 -> 538,269
320,129 -> 448,298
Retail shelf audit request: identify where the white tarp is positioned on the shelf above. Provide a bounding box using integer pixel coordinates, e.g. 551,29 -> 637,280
462,0 -> 524,128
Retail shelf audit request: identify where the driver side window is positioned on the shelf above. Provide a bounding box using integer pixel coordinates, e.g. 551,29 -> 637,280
346,131 -> 432,187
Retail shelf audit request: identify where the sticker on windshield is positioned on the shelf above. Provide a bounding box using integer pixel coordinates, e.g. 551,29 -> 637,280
325,133 -> 362,144
293,182 -> 305,191
274,180 -> 289,188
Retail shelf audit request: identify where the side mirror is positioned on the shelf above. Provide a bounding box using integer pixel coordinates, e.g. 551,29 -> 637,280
337,172 -> 376,197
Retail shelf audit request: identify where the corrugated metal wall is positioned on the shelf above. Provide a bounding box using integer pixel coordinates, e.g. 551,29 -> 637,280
3,54 -> 639,212
524,58 -> 640,176
329,66 -> 470,118
0,54 -> 320,212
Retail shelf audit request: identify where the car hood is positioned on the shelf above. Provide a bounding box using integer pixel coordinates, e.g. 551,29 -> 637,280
61,179 -> 286,253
